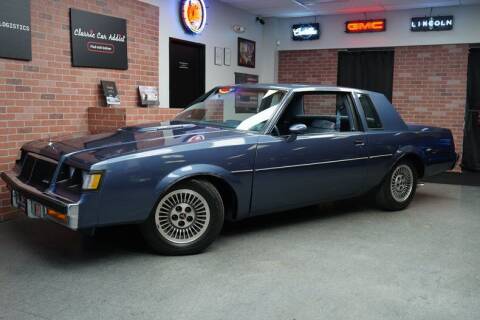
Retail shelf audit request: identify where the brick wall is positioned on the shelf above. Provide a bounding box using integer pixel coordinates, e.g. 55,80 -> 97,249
278,49 -> 338,85
89,107 -> 183,134
278,45 -> 468,168
392,45 -> 468,162
0,0 -> 174,220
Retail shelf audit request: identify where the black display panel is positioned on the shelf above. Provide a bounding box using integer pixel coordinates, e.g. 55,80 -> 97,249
0,0 -> 32,61
292,23 -> 320,41
70,8 -> 128,70
411,16 -> 454,32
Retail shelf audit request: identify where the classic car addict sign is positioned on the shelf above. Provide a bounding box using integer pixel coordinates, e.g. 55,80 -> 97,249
70,9 -> 128,70
0,0 -> 31,61
292,23 -> 320,41
411,16 -> 454,32
345,19 -> 386,33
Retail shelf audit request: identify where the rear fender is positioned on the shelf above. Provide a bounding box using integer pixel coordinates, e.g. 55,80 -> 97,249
390,146 -> 426,177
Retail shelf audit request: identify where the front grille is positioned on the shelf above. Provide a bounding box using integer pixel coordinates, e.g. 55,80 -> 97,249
19,153 -> 58,190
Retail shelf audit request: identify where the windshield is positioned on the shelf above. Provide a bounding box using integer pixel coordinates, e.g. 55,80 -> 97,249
174,86 -> 287,132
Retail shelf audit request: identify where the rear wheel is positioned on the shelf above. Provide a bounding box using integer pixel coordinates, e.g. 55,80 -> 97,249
375,160 -> 417,211
140,179 -> 224,255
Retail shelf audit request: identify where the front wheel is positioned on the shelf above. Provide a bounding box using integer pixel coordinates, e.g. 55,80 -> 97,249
140,179 -> 224,255
375,160 -> 417,211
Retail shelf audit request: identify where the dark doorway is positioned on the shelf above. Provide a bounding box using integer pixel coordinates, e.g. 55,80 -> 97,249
337,50 -> 394,101
461,48 -> 480,171
169,38 -> 205,108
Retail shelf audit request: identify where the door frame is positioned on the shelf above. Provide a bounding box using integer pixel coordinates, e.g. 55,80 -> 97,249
169,37 -> 206,108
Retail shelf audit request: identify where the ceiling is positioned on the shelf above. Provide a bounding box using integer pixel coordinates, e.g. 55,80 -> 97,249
218,0 -> 480,17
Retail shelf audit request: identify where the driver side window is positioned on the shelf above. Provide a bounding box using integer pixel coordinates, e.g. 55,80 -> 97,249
275,91 -> 358,136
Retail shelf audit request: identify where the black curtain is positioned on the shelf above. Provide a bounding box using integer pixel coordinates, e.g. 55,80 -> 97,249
337,50 -> 394,101
462,48 -> 480,171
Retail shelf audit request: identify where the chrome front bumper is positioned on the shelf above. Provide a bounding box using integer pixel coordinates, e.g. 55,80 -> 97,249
1,171 -> 79,230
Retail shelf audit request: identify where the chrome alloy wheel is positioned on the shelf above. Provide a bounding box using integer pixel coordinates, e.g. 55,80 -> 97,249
390,164 -> 414,202
155,189 -> 211,244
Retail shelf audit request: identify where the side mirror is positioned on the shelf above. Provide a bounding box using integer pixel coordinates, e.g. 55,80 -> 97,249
287,123 -> 307,142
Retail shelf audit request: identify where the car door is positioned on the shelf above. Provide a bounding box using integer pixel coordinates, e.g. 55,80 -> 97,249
251,90 -> 368,215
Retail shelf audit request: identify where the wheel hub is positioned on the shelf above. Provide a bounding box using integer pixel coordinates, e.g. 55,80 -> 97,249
170,203 -> 195,228
155,189 -> 210,244
390,165 -> 414,202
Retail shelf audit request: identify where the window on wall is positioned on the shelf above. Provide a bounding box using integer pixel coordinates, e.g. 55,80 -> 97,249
337,50 -> 394,101
358,94 -> 383,129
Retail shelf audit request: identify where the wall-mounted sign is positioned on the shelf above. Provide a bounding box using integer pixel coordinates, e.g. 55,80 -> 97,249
235,72 -> 259,84
181,0 -> 207,34
70,9 -> 128,70
0,0 -> 31,61
411,16 -> 454,32
138,86 -> 159,107
292,23 -> 320,41
345,19 -> 386,33
101,80 -> 120,106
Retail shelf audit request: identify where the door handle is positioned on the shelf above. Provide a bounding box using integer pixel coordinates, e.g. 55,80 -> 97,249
354,139 -> 365,147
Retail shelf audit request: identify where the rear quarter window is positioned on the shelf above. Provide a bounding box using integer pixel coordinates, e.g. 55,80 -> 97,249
358,94 -> 383,129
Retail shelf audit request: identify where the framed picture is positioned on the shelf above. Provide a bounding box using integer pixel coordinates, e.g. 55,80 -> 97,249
234,72 -> 259,84
224,47 -> 231,66
238,37 -> 255,68
214,47 -> 223,66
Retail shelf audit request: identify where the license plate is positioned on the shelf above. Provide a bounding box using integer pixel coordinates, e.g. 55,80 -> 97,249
12,190 -> 26,212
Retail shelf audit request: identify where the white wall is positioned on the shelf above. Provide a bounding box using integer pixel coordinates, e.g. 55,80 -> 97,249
142,0 -> 272,107
138,1 -> 480,105
265,5 -> 480,52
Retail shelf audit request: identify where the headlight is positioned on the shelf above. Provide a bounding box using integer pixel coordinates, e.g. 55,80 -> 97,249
82,172 -> 103,191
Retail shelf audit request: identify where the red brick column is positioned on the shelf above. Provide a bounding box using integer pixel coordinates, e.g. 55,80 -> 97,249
0,0 -> 160,220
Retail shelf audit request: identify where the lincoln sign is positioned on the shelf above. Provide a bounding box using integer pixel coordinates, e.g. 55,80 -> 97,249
411,16 -> 454,32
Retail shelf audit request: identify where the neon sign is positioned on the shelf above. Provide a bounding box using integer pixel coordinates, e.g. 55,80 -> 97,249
292,23 -> 320,41
345,19 -> 386,33
181,0 -> 207,34
411,16 -> 453,32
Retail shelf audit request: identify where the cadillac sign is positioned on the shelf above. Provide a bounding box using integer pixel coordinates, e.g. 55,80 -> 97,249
292,23 -> 320,41
411,16 -> 454,32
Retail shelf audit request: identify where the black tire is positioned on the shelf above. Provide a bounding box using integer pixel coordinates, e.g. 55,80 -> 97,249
375,160 -> 418,211
139,179 -> 224,255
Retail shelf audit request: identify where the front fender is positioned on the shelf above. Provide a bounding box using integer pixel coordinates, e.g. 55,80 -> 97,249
155,164 -> 239,194
155,164 -> 252,220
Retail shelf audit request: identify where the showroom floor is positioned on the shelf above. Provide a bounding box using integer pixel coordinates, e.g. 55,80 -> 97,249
0,183 -> 479,320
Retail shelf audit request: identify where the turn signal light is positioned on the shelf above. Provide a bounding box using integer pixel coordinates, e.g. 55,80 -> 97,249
346,19 -> 386,33
47,209 -> 67,223
82,172 -> 103,191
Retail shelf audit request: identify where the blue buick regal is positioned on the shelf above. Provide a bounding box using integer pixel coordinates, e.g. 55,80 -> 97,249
1,84 -> 457,255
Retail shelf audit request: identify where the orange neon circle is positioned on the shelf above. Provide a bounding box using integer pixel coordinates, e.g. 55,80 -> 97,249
182,0 -> 207,34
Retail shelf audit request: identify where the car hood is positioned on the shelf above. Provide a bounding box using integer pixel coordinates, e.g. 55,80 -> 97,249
22,121 -> 254,169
